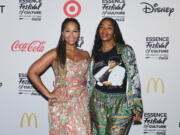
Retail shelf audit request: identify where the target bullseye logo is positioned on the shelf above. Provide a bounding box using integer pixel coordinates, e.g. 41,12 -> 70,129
64,0 -> 81,17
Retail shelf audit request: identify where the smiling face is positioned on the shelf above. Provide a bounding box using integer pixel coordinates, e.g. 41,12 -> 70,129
62,21 -> 80,46
99,19 -> 115,42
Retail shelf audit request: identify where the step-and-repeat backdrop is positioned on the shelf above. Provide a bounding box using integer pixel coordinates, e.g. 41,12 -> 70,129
0,0 -> 180,134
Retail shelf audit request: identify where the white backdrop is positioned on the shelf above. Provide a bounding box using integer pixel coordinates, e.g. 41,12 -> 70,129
0,0 -> 180,134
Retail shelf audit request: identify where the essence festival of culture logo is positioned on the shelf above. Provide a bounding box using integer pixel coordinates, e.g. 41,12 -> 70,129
11,40 -> 46,52
102,0 -> 125,22
144,112 -> 167,135
63,0 -> 81,17
145,36 -> 169,60
18,73 -> 40,96
140,2 -> 175,16
19,0 -> 42,21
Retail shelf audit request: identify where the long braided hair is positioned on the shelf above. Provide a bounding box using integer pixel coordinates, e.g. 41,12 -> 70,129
56,18 -> 80,69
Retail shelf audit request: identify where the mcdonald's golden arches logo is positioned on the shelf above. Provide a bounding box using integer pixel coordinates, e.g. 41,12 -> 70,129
20,112 -> 38,128
147,77 -> 165,94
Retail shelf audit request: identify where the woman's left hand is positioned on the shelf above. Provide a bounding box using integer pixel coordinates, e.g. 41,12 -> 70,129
133,112 -> 141,122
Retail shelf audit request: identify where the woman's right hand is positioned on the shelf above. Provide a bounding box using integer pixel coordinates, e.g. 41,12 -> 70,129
49,88 -> 62,99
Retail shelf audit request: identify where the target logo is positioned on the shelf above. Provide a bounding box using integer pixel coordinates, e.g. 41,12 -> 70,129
64,0 -> 81,17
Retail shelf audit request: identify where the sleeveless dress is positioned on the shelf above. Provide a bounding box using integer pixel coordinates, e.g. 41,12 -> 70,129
49,58 -> 91,135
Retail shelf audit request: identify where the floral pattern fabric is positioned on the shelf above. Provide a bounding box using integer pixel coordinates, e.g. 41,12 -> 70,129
49,58 -> 91,135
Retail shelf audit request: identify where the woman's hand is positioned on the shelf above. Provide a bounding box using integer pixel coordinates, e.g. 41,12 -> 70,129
49,88 -> 61,98
133,112 -> 142,124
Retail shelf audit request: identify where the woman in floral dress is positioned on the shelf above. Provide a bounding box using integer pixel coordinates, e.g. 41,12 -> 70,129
28,18 -> 91,135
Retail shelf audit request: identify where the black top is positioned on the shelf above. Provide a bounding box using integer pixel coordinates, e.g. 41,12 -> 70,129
93,46 -> 127,93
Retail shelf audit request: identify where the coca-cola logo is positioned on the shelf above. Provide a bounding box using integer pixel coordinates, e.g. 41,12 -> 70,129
11,40 -> 46,52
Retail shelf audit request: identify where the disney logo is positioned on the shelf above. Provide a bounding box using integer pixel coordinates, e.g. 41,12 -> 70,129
140,2 -> 174,16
